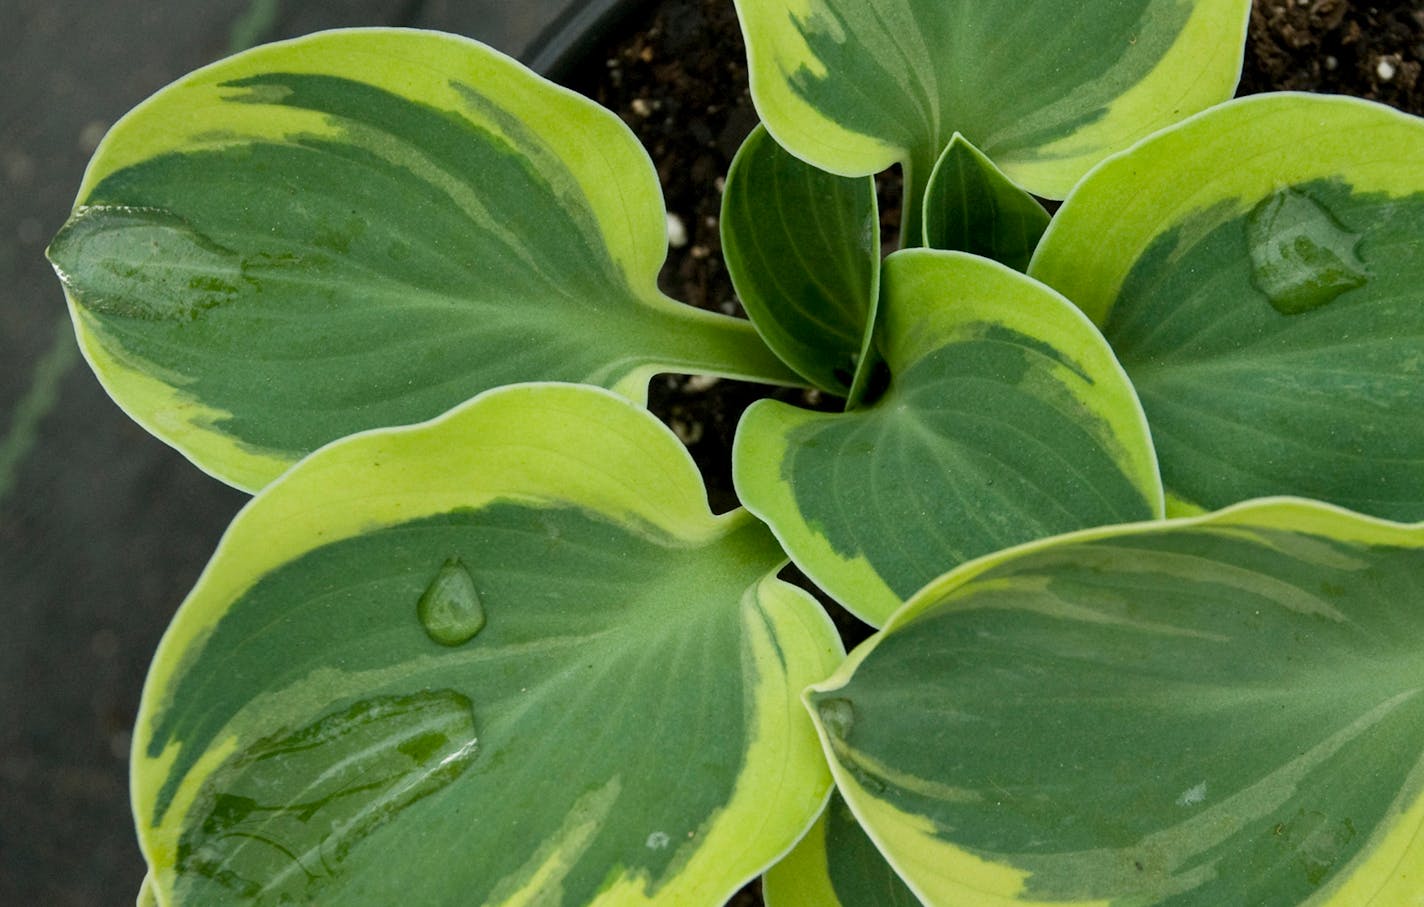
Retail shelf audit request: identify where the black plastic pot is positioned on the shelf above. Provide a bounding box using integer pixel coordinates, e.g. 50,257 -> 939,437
523,0 -> 659,79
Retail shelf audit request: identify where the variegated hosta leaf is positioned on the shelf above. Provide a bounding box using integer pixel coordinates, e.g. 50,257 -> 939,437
132,383 -> 843,906
47,29 -> 800,492
723,125 -> 880,399
809,499 -> 1424,906
921,135 -> 1049,272
1031,93 -> 1424,521
733,0 -> 1250,242
137,875 -> 157,907
763,790 -> 920,907
734,250 -> 1163,625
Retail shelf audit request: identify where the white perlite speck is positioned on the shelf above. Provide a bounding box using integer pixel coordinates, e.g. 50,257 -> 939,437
1377,59 -> 1398,82
666,213 -> 688,248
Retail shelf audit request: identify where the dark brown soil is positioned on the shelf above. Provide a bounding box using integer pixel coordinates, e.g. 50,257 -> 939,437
565,5 -> 1424,900
1240,0 -> 1424,106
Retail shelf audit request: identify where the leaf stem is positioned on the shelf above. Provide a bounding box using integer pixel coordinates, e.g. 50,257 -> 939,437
899,148 -> 936,250
644,297 -> 808,388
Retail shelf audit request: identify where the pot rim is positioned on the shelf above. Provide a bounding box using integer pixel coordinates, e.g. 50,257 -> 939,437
522,0 -> 660,78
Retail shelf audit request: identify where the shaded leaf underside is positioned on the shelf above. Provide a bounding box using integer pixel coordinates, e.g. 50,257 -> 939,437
822,791 -> 921,906
921,136 -> 1049,271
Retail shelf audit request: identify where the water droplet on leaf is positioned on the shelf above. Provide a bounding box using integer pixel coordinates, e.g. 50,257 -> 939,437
48,205 -> 250,320
1246,186 -> 1368,315
817,697 -> 856,741
178,690 -> 478,898
418,558 -> 485,646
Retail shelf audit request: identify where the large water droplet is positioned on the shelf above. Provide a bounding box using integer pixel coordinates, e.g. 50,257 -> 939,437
178,690 -> 479,899
48,205 -> 250,320
817,697 -> 856,741
1246,186 -> 1368,316
418,558 -> 485,646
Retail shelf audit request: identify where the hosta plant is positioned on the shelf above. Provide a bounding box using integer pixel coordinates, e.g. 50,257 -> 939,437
45,2 -> 1424,904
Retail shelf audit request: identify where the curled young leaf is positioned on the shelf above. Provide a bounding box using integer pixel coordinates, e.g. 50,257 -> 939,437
1032,93 -> 1424,521
48,29 -> 800,491
132,383 -> 843,906
810,499 -> 1424,906
921,135 -> 1049,272
722,125 -> 880,399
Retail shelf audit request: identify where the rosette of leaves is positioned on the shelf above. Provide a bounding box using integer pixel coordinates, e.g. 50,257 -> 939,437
722,126 -> 1165,626
43,13 -> 1424,907
746,88 -> 1424,906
